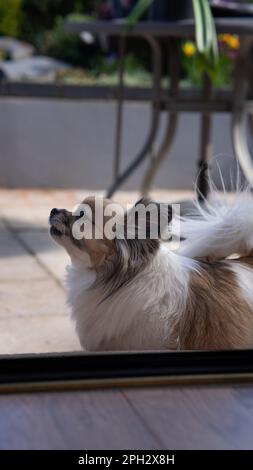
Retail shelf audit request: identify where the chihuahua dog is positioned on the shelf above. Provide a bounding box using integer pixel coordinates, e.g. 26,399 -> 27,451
49,191 -> 253,351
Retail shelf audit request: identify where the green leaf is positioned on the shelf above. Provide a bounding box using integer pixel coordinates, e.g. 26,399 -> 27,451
192,0 -> 206,54
126,0 -> 153,29
202,0 -> 212,50
193,0 -> 218,68
202,0 -> 218,60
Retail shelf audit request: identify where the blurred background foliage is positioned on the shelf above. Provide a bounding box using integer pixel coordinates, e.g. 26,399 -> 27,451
0,0 -> 22,37
0,0 -> 99,45
0,0 -> 102,67
0,0 -> 242,87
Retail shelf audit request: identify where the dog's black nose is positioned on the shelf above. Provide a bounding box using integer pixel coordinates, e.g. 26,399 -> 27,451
50,208 -> 60,217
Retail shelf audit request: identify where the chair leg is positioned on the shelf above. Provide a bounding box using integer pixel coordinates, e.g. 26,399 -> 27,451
141,39 -> 179,195
106,35 -> 162,198
113,36 -> 125,182
196,73 -> 212,201
231,37 -> 253,187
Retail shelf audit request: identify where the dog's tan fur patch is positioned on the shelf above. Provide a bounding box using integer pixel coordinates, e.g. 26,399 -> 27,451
177,260 -> 253,350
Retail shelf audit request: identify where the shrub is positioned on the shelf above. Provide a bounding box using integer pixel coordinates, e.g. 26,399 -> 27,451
0,0 -> 22,37
42,16 -> 98,67
20,0 -> 76,44
181,35 -> 240,87
19,1 -> 102,44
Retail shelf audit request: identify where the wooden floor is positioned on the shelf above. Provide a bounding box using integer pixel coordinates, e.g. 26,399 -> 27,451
1,383 -> 253,449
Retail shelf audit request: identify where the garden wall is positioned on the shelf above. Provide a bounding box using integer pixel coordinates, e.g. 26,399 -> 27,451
0,98 -> 238,190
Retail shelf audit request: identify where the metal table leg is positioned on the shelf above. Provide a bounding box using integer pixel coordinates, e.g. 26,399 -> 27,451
248,113 -> 253,138
106,35 -> 162,198
231,37 -> 253,186
196,73 -> 213,201
113,36 -> 125,181
141,39 -> 179,195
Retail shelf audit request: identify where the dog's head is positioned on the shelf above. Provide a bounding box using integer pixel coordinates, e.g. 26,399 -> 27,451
49,196 -> 172,274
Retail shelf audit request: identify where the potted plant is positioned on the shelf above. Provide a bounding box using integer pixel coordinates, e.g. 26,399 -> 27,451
127,0 -> 218,65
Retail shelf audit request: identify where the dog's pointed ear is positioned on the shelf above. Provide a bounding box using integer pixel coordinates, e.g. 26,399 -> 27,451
134,197 -> 153,207
84,238 -> 111,269
129,197 -> 172,239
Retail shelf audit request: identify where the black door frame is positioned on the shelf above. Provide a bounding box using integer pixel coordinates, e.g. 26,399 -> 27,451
1,350 -> 253,393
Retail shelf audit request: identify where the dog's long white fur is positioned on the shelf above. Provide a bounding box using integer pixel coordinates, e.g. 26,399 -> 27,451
179,188 -> 253,260
66,245 -> 198,350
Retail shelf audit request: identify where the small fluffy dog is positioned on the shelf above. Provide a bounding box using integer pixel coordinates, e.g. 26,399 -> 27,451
49,190 -> 253,351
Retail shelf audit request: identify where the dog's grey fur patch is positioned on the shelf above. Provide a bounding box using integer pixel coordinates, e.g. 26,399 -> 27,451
94,237 -> 159,302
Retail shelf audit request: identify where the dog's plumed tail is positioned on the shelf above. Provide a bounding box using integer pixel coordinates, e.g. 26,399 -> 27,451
179,186 -> 253,260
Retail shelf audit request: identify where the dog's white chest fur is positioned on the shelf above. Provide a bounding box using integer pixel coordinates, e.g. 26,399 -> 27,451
65,245 -> 195,351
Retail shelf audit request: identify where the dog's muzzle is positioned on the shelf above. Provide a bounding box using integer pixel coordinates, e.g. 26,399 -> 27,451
49,208 -> 70,237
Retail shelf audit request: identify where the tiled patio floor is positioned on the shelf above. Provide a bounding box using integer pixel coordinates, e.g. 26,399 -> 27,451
0,188 -> 194,355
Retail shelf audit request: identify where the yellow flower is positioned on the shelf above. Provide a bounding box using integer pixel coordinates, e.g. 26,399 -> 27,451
182,42 -> 196,57
219,33 -> 230,43
219,34 -> 240,50
227,35 -> 240,50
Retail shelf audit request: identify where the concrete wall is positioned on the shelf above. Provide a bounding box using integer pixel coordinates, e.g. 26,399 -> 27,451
0,98 -> 240,190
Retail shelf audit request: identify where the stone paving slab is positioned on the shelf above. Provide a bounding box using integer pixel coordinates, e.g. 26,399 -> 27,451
0,278 -> 67,319
1,207 -> 50,231
19,231 -> 68,285
0,189 -> 101,209
0,316 -> 80,354
0,188 -> 194,209
0,232 -> 49,281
